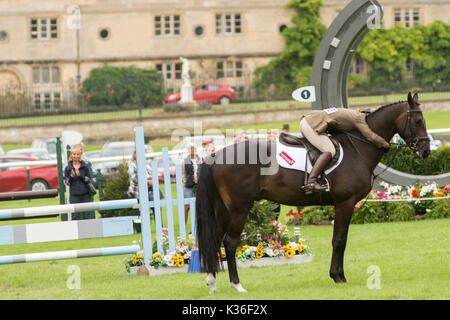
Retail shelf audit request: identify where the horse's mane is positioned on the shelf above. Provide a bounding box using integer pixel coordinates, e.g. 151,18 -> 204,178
366,101 -> 406,118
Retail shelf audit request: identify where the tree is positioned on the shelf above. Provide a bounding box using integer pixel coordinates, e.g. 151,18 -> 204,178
356,21 -> 450,91
252,0 -> 326,99
80,66 -> 165,108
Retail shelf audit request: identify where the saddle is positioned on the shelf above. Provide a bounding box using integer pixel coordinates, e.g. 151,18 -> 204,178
278,132 -> 341,168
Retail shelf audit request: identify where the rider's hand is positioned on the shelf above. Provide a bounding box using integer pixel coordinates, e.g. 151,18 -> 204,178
382,141 -> 390,152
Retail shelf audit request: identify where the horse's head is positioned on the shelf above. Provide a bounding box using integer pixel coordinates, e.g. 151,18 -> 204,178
396,92 -> 430,158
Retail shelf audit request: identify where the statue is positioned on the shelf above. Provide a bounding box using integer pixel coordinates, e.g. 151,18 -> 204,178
179,57 -> 194,103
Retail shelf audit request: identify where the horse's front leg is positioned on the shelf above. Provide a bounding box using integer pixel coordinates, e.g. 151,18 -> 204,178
330,199 -> 355,283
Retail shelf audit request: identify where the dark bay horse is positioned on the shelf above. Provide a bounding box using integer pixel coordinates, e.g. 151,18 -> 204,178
195,92 -> 430,293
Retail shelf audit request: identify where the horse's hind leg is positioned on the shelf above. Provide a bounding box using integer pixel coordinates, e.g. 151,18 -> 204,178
206,194 -> 230,294
223,211 -> 249,293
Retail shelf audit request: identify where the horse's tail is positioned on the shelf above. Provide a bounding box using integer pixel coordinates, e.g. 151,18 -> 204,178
195,162 -> 221,274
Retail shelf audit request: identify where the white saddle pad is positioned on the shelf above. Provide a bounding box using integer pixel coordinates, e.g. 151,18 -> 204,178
276,137 -> 344,175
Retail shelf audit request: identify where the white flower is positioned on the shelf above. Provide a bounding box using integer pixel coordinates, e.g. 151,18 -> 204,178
264,248 -> 275,257
167,259 -> 175,267
163,255 -> 172,262
249,246 -> 257,252
183,252 -> 190,260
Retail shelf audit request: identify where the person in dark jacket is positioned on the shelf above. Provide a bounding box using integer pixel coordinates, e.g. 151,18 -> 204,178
64,148 -> 93,220
182,143 -> 200,223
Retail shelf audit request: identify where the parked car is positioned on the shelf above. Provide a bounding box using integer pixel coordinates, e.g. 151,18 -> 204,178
7,148 -> 52,160
164,83 -> 235,105
94,141 -> 153,182
31,138 -> 57,159
0,156 -> 58,192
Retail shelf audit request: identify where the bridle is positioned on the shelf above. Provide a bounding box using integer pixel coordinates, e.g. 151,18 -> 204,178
404,102 -> 429,151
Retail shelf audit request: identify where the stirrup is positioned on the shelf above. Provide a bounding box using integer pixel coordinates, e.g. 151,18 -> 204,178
302,180 -> 328,193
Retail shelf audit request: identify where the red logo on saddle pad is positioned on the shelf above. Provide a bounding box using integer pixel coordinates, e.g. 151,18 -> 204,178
279,151 -> 295,166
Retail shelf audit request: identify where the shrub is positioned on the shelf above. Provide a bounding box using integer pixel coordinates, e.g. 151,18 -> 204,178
300,206 -> 334,225
386,202 -> 415,222
381,147 -> 450,175
163,103 -> 192,113
80,66 -> 165,108
242,200 -> 280,246
425,200 -> 450,219
351,201 -> 386,224
99,162 -> 135,218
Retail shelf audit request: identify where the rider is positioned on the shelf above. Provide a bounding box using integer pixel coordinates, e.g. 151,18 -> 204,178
299,107 -> 390,193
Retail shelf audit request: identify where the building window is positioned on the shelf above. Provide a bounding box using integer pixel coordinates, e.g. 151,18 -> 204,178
394,8 -> 420,27
34,92 -> 61,110
413,9 -> 420,26
404,10 -> 410,28
30,18 -> 57,40
217,60 -> 243,78
99,28 -> 110,40
215,14 -> 222,34
175,63 -> 182,79
155,16 -> 161,35
32,66 -> 60,84
216,62 -> 224,78
216,13 -> 242,35
156,63 -> 182,80
155,15 -> 181,36
394,9 -> 401,25
0,31 -> 8,42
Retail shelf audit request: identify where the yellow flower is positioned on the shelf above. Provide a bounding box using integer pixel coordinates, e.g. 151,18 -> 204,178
242,245 -> 249,251
257,245 -> 264,251
237,250 -> 242,257
298,240 -> 303,245
177,259 -> 185,267
297,245 -> 303,252
255,250 -> 264,259
153,252 -> 161,258
286,249 -> 295,258
137,253 -> 143,259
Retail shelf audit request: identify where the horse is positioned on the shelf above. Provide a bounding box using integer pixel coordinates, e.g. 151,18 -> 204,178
195,92 -> 430,293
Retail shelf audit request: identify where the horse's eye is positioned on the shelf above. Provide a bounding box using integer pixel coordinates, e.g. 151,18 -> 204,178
415,119 -> 423,125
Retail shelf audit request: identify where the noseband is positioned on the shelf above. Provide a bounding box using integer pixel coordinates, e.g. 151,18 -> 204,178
405,103 -> 429,151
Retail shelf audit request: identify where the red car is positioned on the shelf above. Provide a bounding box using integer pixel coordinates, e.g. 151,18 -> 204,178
0,156 -> 58,192
164,83 -> 235,105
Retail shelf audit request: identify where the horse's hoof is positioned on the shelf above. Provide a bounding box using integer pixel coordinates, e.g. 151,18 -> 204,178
206,273 -> 217,293
230,282 -> 247,293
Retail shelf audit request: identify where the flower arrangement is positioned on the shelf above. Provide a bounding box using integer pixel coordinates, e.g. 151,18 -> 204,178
232,220 -> 311,262
233,239 -> 310,262
149,229 -> 197,269
124,252 -> 144,273
125,220 -> 313,273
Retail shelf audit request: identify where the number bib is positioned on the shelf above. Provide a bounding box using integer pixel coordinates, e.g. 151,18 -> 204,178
323,107 -> 338,115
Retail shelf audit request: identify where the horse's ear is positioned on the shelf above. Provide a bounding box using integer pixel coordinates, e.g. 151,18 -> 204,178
407,92 -> 414,107
413,92 -> 420,106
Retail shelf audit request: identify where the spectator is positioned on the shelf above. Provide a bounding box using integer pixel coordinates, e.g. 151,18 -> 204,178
282,124 -> 290,132
234,131 -> 249,143
127,151 -> 163,225
267,129 -> 278,142
182,143 -> 201,223
64,148 -> 94,220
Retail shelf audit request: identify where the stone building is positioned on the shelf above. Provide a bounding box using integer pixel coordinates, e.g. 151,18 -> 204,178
0,0 -> 448,110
